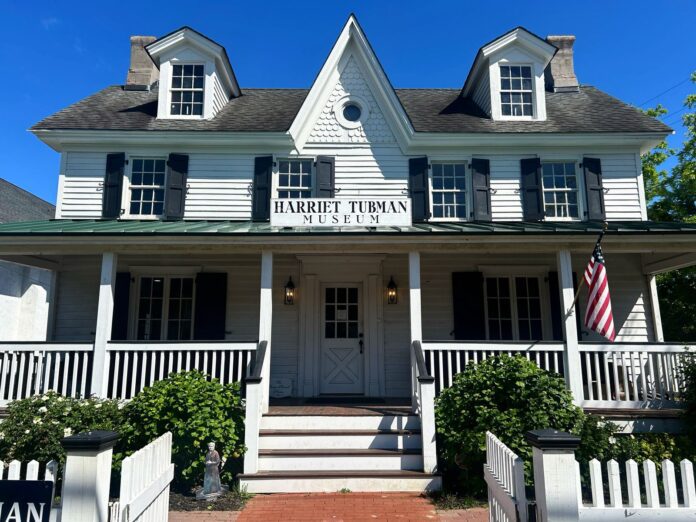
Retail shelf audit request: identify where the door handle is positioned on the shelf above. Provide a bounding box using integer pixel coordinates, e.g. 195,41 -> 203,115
359,333 -> 364,354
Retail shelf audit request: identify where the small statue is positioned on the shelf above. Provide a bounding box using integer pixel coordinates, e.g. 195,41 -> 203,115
196,442 -> 227,500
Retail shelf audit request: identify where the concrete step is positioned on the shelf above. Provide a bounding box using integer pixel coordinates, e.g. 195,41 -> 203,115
238,470 -> 442,493
257,448 -> 423,472
260,414 -> 420,431
258,429 -> 422,450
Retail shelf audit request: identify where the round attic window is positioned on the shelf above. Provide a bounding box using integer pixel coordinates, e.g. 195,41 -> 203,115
343,103 -> 362,122
333,96 -> 370,129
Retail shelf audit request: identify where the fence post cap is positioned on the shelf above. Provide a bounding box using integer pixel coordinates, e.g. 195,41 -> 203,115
61,430 -> 120,451
525,429 -> 581,450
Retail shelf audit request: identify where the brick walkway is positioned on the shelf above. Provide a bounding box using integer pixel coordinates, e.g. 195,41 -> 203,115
169,493 -> 488,522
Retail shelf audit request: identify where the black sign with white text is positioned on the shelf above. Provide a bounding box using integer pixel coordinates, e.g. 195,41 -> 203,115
0,480 -> 52,522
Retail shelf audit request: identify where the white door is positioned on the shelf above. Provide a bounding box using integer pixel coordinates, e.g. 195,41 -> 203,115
320,285 -> 364,394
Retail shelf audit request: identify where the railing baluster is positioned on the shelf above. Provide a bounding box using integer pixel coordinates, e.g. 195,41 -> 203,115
593,353 -> 603,400
602,353 -> 611,402
17,353 -> 27,400
585,352 -> 594,401
638,352 -> 648,402
630,351 -> 639,401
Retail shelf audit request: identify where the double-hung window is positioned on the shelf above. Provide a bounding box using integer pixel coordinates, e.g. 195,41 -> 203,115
129,158 -> 166,217
431,163 -> 467,219
542,162 -> 580,219
136,276 -> 194,340
485,276 -> 543,340
277,159 -> 313,199
500,65 -> 533,117
170,64 -> 204,116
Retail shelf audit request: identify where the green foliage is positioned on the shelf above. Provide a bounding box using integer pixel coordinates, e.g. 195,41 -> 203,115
641,104 -> 673,216
434,355 -> 613,495
119,371 -> 245,491
657,268 -> 696,342
0,392 -> 125,465
684,355 -> 696,439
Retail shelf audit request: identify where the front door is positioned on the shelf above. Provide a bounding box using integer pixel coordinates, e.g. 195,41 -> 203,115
320,285 -> 364,394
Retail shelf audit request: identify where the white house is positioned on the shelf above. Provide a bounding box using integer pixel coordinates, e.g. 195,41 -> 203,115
0,15 -> 695,493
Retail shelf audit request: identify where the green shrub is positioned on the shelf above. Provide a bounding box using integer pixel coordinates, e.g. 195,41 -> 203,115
683,354 -> 696,439
120,371 -> 245,492
435,355 -> 613,495
0,392 -> 125,465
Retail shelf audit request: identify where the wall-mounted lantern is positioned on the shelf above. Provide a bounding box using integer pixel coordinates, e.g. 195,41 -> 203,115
284,277 -> 296,305
387,276 -> 398,305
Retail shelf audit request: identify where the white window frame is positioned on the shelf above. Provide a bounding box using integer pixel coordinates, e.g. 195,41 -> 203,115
428,159 -> 471,222
273,157 -> 315,199
498,63 -> 535,118
481,272 -> 552,341
127,270 -> 198,341
120,156 -> 168,220
168,61 -> 206,119
540,159 -> 584,222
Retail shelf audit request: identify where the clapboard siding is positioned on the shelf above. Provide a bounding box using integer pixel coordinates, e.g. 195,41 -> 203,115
420,252 -> 653,342
472,67 -> 491,115
57,150 -> 646,222
382,254 -> 411,397
59,152 -> 106,219
52,262 -> 100,341
270,255 -> 301,394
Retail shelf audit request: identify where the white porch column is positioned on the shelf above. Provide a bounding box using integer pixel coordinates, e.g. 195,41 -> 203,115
647,274 -> 664,342
408,251 -> 423,404
91,252 -> 117,398
258,251 -> 273,413
556,250 -> 583,404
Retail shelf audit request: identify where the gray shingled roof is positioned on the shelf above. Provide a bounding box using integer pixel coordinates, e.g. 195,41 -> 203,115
0,179 -> 55,224
31,85 -> 670,134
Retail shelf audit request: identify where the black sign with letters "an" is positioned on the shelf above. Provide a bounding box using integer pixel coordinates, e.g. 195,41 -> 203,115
0,480 -> 53,522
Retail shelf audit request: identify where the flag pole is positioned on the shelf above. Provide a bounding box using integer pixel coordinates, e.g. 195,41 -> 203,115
564,222 -> 609,318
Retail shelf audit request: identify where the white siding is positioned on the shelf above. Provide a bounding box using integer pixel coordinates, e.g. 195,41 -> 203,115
382,254 -> 410,397
185,154 -> 254,220
211,70 -> 230,117
270,255 -> 301,393
490,155 -> 525,220
59,152 -> 105,219
596,153 -> 644,221
472,67 -> 491,116
52,262 -> 100,341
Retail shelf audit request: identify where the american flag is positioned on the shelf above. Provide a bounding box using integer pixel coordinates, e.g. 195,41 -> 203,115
583,241 -> 616,341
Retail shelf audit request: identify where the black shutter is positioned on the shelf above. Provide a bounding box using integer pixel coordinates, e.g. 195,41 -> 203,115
471,158 -> 492,221
548,271 -> 581,342
111,272 -> 131,341
409,157 -> 430,222
520,157 -> 544,221
102,153 -> 126,218
252,156 -> 273,221
452,272 -> 486,340
316,156 -> 336,198
194,272 -> 228,340
582,157 -> 606,221
164,153 -> 189,220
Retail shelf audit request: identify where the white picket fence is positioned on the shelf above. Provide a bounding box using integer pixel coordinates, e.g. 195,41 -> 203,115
110,432 -> 174,522
484,432 -> 528,522
0,459 -> 60,521
486,431 -> 696,521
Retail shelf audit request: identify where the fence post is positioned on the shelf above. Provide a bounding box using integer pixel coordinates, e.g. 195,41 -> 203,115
60,430 -> 119,522
526,429 -> 581,522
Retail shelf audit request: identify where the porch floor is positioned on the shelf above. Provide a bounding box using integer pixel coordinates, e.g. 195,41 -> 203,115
267,397 -> 411,416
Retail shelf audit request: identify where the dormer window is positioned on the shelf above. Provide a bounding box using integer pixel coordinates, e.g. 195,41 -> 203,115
500,65 -> 533,117
170,64 -> 204,116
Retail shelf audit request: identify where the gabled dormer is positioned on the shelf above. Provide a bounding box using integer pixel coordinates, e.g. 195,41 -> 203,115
461,27 -> 557,121
137,27 -> 241,120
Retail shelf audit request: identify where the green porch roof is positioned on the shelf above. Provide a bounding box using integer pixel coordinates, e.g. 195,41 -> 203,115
0,219 -> 695,236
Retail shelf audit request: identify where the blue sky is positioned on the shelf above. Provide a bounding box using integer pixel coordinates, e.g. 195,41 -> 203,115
2,0 -> 694,204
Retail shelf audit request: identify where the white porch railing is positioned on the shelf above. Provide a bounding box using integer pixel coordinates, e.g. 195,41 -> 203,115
422,342 -> 565,394
421,341 -> 694,408
243,340 -> 268,474
410,341 -> 437,474
578,343 -> 694,408
105,341 -> 256,399
485,432 -> 528,522
0,342 -> 93,406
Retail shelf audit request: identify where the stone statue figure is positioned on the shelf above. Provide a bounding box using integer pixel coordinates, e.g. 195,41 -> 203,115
196,442 -> 226,500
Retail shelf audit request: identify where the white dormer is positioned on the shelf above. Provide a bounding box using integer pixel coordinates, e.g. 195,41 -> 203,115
146,27 -> 241,120
462,27 -> 557,122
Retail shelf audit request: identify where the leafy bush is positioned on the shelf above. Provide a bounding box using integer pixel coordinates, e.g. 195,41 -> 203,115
0,392 -> 125,465
684,354 -> 696,438
120,371 -> 245,491
435,355 -> 613,495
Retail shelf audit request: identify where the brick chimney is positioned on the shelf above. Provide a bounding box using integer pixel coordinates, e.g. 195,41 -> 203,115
544,35 -> 579,92
125,36 -> 159,90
